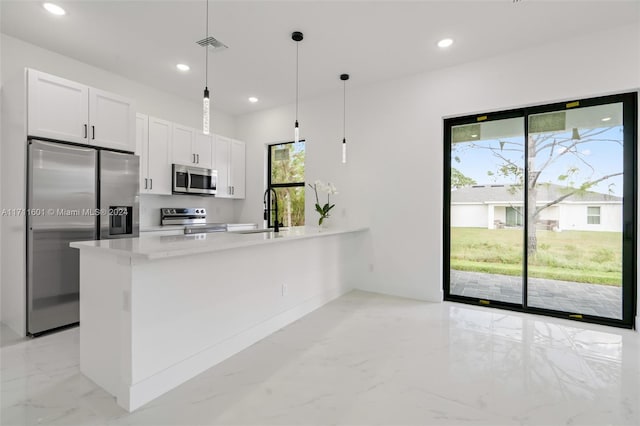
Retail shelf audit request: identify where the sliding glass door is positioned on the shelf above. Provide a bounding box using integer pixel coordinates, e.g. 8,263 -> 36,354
444,93 -> 637,328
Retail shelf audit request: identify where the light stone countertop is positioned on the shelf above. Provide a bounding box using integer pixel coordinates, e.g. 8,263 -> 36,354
71,226 -> 368,260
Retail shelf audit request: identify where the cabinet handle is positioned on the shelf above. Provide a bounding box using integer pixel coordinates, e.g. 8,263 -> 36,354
197,154 -> 199,164
192,153 -> 196,163
144,178 -> 148,189
150,179 -> 153,190
84,124 -> 88,138
91,125 -> 95,140
232,186 -> 234,195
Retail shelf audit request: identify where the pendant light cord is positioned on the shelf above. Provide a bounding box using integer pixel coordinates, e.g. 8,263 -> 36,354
295,41 -> 299,122
205,0 -> 209,88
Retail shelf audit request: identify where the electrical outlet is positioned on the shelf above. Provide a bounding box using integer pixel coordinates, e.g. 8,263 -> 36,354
281,284 -> 288,296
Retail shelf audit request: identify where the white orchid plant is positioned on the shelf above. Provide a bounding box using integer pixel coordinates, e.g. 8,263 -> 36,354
308,180 -> 338,226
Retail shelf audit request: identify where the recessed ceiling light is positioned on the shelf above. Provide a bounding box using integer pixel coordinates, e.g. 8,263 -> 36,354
601,117 -> 612,122
248,97 -> 259,103
43,2 -> 66,16
437,38 -> 454,48
176,64 -> 190,72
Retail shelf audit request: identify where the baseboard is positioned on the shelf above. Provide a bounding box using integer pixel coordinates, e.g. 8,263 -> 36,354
118,285 -> 350,412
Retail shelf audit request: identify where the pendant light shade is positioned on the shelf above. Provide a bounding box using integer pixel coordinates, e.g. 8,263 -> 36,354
202,0 -> 211,135
340,73 -> 350,164
292,31 -> 303,143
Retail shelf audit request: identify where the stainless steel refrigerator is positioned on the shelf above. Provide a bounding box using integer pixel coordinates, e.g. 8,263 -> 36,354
27,139 -> 139,335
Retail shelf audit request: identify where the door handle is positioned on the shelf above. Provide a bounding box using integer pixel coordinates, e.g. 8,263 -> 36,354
91,126 -> 95,140
84,124 -> 88,138
150,178 -> 153,190
144,178 -> 148,189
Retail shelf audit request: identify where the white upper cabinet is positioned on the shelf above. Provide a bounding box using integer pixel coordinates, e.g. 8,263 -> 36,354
88,88 -> 135,152
137,114 -> 171,195
194,131 -> 213,169
171,124 -> 195,167
135,113 -> 149,193
230,139 -> 246,199
27,69 -> 135,152
147,116 -> 172,195
214,135 -> 245,199
215,135 -> 231,198
172,125 -> 213,169
28,69 -> 88,144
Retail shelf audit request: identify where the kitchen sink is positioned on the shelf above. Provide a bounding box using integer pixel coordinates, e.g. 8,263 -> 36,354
235,228 -> 287,234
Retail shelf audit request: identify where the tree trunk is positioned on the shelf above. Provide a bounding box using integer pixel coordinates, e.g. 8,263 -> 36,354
527,136 -> 538,258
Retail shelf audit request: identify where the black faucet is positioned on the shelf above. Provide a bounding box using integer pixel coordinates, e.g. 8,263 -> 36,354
263,188 -> 280,232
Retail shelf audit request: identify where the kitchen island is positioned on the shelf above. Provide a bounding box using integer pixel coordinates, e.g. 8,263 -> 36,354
70,226 -> 369,412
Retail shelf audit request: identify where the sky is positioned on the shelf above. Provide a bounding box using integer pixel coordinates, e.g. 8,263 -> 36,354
452,126 -> 625,197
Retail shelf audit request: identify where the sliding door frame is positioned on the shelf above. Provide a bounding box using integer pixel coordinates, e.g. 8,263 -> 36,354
443,92 -> 637,329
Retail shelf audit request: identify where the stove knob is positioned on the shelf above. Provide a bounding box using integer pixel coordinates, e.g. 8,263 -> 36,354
171,209 -> 176,214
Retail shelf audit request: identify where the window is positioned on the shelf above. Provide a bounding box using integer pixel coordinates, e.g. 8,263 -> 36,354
587,206 -> 601,224
506,206 -> 524,227
444,92 -> 637,328
267,141 -> 305,228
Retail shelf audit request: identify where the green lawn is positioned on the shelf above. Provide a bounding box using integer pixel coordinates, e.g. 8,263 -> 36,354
450,228 -> 622,286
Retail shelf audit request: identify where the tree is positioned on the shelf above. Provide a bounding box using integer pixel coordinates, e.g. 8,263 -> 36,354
451,167 -> 477,189
470,127 -> 622,256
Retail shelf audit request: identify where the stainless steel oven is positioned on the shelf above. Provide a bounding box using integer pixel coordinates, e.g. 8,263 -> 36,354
172,164 -> 217,195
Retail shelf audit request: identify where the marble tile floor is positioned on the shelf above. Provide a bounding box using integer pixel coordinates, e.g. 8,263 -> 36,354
1,290 -> 639,426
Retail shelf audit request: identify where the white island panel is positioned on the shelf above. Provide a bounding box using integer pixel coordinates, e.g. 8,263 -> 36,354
74,227 -> 369,412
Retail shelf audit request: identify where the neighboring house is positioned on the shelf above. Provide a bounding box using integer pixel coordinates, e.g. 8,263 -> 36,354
451,184 -> 622,232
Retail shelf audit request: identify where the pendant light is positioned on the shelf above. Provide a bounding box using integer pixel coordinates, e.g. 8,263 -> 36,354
292,31 -> 303,143
340,73 -> 349,164
202,0 -> 211,135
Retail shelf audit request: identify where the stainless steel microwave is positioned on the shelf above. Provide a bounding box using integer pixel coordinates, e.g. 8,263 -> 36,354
172,164 -> 217,195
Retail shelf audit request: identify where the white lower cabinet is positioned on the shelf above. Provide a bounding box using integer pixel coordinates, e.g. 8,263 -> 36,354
136,114 -> 171,195
215,136 -> 245,199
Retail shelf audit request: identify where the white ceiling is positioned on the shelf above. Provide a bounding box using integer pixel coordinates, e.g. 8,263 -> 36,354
2,1 -> 639,116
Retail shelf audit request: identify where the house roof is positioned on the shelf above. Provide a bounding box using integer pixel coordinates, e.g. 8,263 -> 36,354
451,183 -> 622,204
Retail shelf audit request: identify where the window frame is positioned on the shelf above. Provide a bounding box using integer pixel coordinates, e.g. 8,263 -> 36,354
266,140 -> 306,228
443,92 -> 637,329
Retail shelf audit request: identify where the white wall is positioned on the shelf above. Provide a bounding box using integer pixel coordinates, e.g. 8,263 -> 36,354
236,24 -> 640,305
0,34 -> 238,335
451,204 -> 487,228
560,203 -> 622,233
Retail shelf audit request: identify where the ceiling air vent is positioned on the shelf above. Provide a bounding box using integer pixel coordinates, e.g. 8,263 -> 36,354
196,36 -> 228,52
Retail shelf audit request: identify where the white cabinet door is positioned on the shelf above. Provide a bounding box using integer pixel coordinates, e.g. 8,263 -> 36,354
27,69 -> 89,144
230,139 -> 246,199
136,113 -> 149,192
147,117 -> 172,195
194,131 -> 213,169
214,135 -> 231,198
89,88 -> 135,152
171,124 -> 195,167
